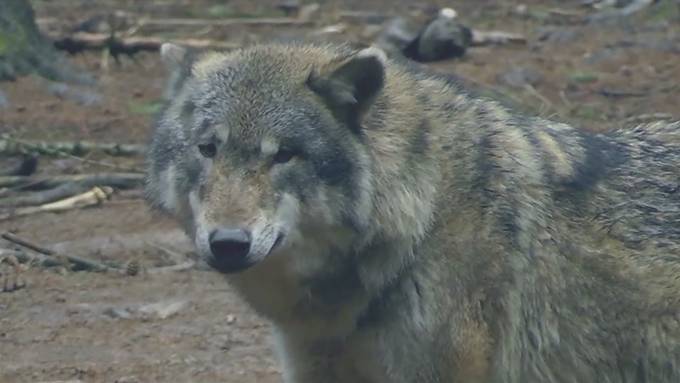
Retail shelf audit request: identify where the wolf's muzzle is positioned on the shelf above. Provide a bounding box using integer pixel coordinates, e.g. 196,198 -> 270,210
208,228 -> 253,273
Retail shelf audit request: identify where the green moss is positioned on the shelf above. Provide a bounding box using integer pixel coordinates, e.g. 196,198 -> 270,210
571,105 -> 602,120
0,34 -> 7,54
128,100 -> 163,115
647,0 -> 679,21
568,71 -> 600,84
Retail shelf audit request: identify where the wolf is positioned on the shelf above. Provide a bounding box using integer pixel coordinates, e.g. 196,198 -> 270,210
145,41 -> 680,382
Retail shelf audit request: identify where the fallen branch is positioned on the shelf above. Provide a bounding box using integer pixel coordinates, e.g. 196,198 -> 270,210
148,261 -> 195,274
50,32 -> 241,55
587,0 -> 657,22
0,182 -> 89,207
471,30 -> 526,46
0,136 -> 146,156
599,88 -> 648,98
624,113 -> 674,124
0,172 -> 143,190
1,232 -> 115,271
0,247 -> 64,268
139,17 -> 312,27
0,186 -> 113,221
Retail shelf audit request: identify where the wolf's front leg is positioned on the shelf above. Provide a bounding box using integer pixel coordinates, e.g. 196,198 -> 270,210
272,327 -> 373,383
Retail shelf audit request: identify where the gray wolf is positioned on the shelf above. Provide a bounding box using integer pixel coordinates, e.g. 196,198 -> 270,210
145,42 -> 680,382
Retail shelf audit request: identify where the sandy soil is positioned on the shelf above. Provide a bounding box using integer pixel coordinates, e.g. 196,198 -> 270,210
1,1 -> 678,382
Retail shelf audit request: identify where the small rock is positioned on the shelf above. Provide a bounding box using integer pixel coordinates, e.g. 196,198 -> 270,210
298,3 -> 320,22
0,89 -> 9,109
375,17 -> 421,57
536,27 -> 581,44
1,155 -> 38,176
312,23 -> 347,36
226,314 -> 237,324
46,82 -> 102,106
583,47 -> 622,65
138,300 -> 187,320
515,4 -> 529,16
497,67 -> 543,88
102,306 -> 133,319
276,0 -> 300,17
406,8 -> 473,62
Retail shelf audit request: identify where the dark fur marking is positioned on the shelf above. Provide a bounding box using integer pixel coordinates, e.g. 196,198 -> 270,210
408,120 -> 431,158
355,242 -> 414,330
313,148 -> 354,186
300,255 -> 362,308
561,133 -> 629,194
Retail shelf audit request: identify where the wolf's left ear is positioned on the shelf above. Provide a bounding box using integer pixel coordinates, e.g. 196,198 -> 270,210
307,47 -> 387,132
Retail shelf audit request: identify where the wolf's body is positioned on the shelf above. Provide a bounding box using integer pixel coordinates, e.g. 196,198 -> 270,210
146,42 -> 680,382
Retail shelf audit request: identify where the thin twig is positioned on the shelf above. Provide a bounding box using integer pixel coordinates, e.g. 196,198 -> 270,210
148,261 -> 195,274
146,241 -> 187,264
139,17 -> 311,27
0,135 -> 146,157
1,232 -> 116,271
624,113 -> 674,124
61,151 -> 142,173
0,173 -> 143,189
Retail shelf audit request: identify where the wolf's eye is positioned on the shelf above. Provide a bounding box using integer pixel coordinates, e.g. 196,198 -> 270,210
198,143 -> 217,158
273,148 -> 297,164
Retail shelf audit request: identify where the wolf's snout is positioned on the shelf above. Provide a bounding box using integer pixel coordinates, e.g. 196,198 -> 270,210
208,228 -> 252,272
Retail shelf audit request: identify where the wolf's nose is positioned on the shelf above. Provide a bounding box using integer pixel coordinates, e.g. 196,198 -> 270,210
208,229 -> 251,271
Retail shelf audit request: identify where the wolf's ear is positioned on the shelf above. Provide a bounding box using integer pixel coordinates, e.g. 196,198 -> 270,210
160,43 -> 187,69
307,47 -> 387,132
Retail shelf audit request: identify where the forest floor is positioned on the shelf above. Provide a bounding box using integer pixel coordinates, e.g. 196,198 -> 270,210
1,1 -> 678,382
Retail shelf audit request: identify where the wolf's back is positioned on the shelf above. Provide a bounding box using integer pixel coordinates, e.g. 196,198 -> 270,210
586,121 -> 680,251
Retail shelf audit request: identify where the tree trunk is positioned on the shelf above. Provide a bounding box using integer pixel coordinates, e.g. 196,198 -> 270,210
0,0 -> 90,83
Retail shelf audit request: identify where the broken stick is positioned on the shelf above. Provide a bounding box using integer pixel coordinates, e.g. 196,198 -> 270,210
471,30 -> 526,46
50,32 -> 241,54
0,186 -> 113,221
0,182 -> 89,207
1,232 -> 115,271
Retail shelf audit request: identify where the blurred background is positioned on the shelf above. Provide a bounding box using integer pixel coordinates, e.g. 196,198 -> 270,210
1,1 -> 678,382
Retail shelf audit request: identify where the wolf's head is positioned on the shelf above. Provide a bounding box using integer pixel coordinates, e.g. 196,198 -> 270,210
146,44 -> 388,275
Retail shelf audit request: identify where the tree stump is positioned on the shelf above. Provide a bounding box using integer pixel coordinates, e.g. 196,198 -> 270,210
0,0 -> 91,83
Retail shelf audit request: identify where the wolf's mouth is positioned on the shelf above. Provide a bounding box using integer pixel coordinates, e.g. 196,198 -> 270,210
269,232 -> 285,255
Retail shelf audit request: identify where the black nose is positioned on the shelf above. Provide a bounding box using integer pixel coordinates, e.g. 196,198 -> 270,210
208,228 -> 252,272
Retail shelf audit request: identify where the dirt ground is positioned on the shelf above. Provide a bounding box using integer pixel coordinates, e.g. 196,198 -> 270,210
1,1 -> 678,382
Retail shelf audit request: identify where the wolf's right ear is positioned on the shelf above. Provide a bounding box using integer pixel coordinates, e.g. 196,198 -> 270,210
307,47 -> 387,132
160,43 -> 187,69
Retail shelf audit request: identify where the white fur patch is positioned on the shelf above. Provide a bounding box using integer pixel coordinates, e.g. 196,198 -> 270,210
276,193 -> 301,235
357,46 -> 388,65
215,124 -> 230,144
189,190 -> 210,255
261,137 -> 280,157
160,43 -> 186,68
158,164 -> 179,212
440,7 -> 458,19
